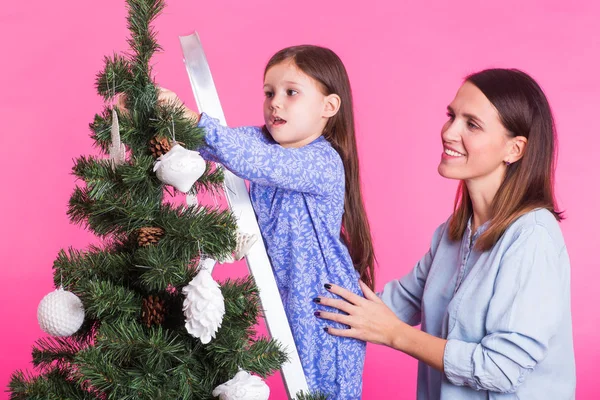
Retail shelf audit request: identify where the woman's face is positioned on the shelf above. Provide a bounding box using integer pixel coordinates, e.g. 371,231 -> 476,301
438,81 -> 514,188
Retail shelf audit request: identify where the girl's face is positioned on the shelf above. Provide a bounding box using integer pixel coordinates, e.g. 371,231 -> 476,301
438,82 -> 517,191
263,60 -> 339,148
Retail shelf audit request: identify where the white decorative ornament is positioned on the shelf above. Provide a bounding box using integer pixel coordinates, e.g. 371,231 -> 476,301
185,193 -> 199,207
182,269 -> 225,344
212,370 -> 270,400
37,287 -> 85,337
109,108 -> 127,168
153,144 -> 206,193
220,232 -> 258,264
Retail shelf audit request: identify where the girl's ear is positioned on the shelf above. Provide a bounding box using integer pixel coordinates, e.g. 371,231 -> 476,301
323,94 -> 341,118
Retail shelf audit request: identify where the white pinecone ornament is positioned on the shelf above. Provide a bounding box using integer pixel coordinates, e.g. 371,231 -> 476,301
212,370 -> 270,400
182,269 -> 225,344
37,287 -> 85,337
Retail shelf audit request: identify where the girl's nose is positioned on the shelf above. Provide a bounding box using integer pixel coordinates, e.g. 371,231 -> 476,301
270,94 -> 282,110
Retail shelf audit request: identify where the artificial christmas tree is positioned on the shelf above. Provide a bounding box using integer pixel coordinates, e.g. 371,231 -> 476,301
7,0 -> 289,398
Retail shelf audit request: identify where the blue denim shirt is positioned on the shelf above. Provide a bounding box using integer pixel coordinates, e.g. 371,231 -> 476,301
381,209 -> 575,399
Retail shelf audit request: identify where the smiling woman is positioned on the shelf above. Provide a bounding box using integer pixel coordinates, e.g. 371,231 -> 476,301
317,69 -> 576,400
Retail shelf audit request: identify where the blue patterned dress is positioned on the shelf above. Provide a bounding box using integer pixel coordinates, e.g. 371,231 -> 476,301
197,113 -> 365,399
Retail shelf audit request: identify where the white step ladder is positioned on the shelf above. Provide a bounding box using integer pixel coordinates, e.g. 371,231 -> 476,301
179,32 -> 309,399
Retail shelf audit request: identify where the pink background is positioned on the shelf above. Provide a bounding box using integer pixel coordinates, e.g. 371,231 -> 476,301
1,0 -> 598,398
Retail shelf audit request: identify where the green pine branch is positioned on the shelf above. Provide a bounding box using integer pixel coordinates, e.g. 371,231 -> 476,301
8,369 -> 98,400
126,0 -> 165,79
89,101 -> 207,159
240,338 -> 289,378
95,53 -> 133,101
67,184 -> 160,237
31,336 -> 92,372
192,163 -> 225,194
133,246 -> 196,291
154,204 -> 237,260
294,391 -> 330,400
94,322 -> 188,370
74,322 -> 198,399
73,345 -> 131,398
194,277 -> 288,378
68,167 -> 235,254
72,154 -> 161,202
53,246 -> 135,289
80,279 -> 142,323
219,277 -> 262,329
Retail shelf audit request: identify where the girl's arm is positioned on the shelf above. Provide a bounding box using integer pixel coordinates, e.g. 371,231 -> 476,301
199,113 -> 343,196
155,88 -> 343,196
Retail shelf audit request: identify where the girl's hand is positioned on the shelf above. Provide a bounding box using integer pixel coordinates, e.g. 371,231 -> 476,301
316,280 -> 406,347
157,87 -> 200,123
114,92 -> 127,113
156,87 -> 183,107
113,87 -> 201,124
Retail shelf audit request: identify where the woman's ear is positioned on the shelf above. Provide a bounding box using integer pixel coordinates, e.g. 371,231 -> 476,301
506,136 -> 528,163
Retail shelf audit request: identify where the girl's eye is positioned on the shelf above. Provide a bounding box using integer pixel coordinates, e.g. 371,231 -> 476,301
264,91 -> 273,98
287,89 -> 298,96
446,112 -> 455,120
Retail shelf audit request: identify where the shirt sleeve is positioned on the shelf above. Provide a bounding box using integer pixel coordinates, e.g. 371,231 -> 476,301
443,224 -> 568,393
197,113 -> 343,196
380,222 -> 446,326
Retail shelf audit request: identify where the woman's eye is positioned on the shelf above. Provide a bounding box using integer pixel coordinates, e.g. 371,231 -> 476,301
468,121 -> 480,129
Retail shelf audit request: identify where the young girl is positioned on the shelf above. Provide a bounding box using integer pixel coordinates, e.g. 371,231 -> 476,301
317,69 -> 576,399
159,45 -> 374,399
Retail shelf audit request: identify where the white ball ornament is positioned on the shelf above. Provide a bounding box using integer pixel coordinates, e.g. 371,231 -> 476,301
37,287 -> 85,337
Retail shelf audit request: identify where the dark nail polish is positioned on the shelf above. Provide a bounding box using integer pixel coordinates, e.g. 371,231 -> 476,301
323,327 -> 329,333
314,311 -> 321,317
312,297 -> 321,303
324,283 -> 332,290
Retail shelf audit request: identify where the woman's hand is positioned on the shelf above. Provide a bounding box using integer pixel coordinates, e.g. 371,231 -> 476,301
316,280 -> 405,347
318,280 -> 447,371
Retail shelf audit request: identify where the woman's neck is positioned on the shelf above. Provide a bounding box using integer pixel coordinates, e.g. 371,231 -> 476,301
465,172 -> 504,231
468,191 -> 493,232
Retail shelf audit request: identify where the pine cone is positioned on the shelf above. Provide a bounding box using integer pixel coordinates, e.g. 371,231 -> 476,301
137,227 -> 165,247
149,136 -> 172,158
141,295 -> 166,327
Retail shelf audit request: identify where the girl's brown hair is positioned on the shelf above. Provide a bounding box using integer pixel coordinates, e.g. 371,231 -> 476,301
265,45 -> 376,289
449,68 -> 563,249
